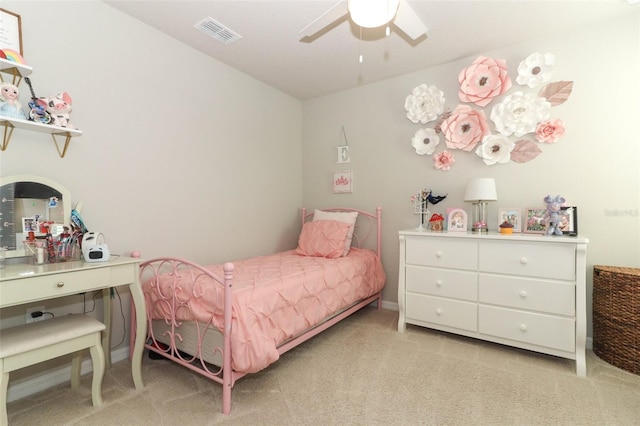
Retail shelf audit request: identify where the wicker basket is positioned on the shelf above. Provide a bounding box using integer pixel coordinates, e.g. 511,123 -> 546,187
593,265 -> 640,375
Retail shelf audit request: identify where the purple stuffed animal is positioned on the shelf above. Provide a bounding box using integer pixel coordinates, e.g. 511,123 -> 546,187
543,194 -> 566,236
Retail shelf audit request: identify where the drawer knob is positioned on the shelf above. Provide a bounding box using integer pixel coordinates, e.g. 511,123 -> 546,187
435,280 -> 443,287
56,282 -> 65,288
435,251 -> 443,258
519,324 -> 527,332
519,290 -> 528,298
436,308 -> 442,316
520,257 -> 528,265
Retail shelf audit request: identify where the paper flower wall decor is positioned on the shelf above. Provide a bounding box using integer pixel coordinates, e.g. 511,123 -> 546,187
440,105 -> 490,152
458,56 -> 512,107
516,52 -> 555,88
433,151 -> 455,170
403,52 -> 573,169
412,128 -> 440,155
490,91 -> 551,137
475,134 -> 515,165
535,119 -> 565,143
404,84 -> 446,124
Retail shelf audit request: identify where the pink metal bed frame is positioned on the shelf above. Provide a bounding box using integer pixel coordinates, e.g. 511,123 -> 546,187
131,207 -> 383,415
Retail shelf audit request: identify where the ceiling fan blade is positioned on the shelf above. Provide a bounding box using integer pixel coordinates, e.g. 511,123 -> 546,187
392,0 -> 428,40
299,1 -> 349,39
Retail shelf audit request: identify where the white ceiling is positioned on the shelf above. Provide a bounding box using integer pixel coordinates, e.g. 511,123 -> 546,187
104,0 -> 635,100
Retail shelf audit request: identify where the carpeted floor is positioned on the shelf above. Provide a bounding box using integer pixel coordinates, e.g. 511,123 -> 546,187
7,308 -> 640,425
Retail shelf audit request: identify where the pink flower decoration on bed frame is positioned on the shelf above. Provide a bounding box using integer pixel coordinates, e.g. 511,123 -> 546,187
535,119 -> 565,143
458,56 -> 512,107
440,104 -> 490,152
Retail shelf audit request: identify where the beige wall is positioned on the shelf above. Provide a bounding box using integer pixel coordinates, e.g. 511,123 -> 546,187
302,12 -> 640,338
0,0 -> 303,385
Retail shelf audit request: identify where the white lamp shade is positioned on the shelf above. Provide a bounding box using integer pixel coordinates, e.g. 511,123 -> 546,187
348,0 -> 400,28
464,178 -> 497,201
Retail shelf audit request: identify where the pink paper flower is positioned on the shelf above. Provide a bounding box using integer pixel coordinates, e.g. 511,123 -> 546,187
535,119 -> 565,143
433,151 -> 455,171
458,56 -> 512,107
440,105 -> 490,152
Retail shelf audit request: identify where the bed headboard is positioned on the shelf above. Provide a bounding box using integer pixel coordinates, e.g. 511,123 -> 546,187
301,207 -> 382,258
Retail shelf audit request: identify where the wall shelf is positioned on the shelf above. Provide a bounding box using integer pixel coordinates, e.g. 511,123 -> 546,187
1,117 -> 82,158
0,59 -> 33,85
1,60 -> 81,158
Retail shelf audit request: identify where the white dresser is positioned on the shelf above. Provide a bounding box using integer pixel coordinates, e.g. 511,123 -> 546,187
398,230 -> 589,376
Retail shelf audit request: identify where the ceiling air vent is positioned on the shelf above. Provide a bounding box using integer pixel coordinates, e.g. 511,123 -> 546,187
194,17 -> 241,45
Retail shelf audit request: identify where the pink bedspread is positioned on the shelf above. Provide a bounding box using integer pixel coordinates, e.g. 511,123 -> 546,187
143,248 -> 385,373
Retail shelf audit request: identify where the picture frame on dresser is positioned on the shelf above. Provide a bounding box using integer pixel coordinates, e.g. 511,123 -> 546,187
524,208 -> 547,234
498,208 -> 521,232
447,208 -> 467,232
560,206 -> 578,236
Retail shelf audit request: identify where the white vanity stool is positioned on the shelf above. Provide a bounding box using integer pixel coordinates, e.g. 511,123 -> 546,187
0,314 -> 106,425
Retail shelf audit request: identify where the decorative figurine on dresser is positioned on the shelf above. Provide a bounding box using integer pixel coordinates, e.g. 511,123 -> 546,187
397,229 -> 589,376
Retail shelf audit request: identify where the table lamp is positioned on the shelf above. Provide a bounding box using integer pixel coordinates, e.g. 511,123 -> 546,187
464,178 -> 497,233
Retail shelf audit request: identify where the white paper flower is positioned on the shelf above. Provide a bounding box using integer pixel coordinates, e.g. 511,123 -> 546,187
490,91 -> 551,137
516,52 -> 555,88
411,128 -> 440,155
404,84 -> 446,124
475,134 -> 515,165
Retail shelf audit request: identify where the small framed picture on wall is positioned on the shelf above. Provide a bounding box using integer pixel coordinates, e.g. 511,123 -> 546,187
333,171 -> 353,194
447,208 -> 467,232
560,206 -> 578,236
498,208 -> 521,232
524,208 -> 547,234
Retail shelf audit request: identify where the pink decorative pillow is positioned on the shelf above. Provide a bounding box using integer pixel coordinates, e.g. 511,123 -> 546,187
295,220 -> 352,258
312,209 -> 358,256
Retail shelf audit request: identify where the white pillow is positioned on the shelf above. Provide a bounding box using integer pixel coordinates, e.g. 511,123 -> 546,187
313,209 -> 358,256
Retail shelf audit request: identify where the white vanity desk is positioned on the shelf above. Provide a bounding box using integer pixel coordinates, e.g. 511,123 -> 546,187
0,256 -> 146,390
398,230 -> 589,376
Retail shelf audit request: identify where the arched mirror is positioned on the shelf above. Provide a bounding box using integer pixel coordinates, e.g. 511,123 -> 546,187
0,175 -> 71,259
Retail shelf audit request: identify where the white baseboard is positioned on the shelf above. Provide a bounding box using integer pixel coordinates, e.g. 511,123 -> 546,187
7,346 -> 130,403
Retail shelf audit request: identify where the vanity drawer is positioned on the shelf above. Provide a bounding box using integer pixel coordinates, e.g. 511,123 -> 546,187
406,294 -> 477,332
479,306 -> 575,353
405,237 -> 477,270
478,241 -> 575,280
479,274 -> 575,316
1,268 -> 111,306
406,266 -> 477,301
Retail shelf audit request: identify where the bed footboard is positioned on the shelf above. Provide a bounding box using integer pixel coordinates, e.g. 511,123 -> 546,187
135,258 -> 239,415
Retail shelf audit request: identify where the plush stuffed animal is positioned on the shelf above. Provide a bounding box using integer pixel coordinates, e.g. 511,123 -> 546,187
0,82 -> 27,119
543,194 -> 566,236
37,92 -> 74,128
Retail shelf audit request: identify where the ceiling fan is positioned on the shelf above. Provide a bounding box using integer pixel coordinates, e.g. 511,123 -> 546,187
299,0 -> 428,41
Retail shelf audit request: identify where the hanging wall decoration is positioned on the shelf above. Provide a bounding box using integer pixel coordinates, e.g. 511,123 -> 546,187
403,52 -> 573,170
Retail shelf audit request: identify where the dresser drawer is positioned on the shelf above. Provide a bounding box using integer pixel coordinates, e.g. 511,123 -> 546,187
479,306 -> 575,353
406,294 -> 477,332
479,274 -> 575,316
405,237 -> 477,270
1,268 -> 111,306
406,266 -> 477,301
478,241 -> 575,280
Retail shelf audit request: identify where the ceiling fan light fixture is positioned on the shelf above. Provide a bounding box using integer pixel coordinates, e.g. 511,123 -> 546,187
348,0 -> 400,28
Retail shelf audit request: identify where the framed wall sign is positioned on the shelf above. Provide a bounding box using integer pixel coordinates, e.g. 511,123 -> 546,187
0,8 -> 23,55
333,170 -> 353,194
